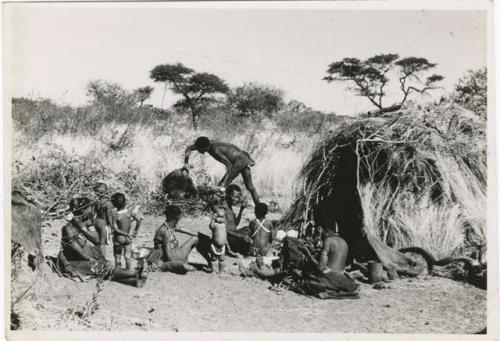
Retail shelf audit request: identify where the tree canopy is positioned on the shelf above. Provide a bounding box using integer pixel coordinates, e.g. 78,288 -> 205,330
324,53 -> 444,113
150,63 -> 229,128
228,83 -> 285,119
86,80 -> 138,110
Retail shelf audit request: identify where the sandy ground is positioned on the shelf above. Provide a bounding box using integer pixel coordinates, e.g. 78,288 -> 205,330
12,213 -> 487,333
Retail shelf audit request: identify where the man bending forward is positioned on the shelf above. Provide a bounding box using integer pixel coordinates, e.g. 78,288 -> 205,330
184,137 -> 260,205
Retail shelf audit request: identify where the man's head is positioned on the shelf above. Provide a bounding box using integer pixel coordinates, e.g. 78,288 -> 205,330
164,205 -> 182,223
255,202 -> 268,219
69,197 -> 93,220
225,184 -> 242,205
318,226 -> 338,240
111,193 -> 126,210
93,182 -> 108,195
194,137 -> 210,153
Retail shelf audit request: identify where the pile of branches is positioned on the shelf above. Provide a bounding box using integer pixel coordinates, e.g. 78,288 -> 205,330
282,102 -> 486,259
12,148 -> 151,218
12,149 -> 111,219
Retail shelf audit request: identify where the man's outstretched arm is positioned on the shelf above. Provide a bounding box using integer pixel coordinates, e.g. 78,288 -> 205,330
175,226 -> 197,237
227,230 -> 253,244
197,185 -> 225,196
184,144 -> 197,169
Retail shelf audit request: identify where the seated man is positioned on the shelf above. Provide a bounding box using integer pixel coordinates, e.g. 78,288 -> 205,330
195,185 -> 248,266
57,197 -> 147,287
211,184 -> 254,255
147,205 -> 198,274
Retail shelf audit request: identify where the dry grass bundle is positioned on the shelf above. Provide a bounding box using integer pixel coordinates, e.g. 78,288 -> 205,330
283,102 -> 486,259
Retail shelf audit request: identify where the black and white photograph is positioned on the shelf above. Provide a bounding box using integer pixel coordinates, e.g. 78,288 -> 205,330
4,1 -> 497,339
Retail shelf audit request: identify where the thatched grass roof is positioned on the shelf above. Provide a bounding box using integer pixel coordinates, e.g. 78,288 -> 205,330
282,102 -> 486,259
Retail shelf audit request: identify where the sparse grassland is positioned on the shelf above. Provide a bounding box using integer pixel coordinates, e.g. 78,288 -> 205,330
12,96 -> 486,259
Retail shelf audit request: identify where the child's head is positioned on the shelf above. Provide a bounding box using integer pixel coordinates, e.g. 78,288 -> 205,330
255,202 -> 268,219
213,207 -> 225,223
93,182 -> 108,195
164,205 -> 182,223
110,192 -> 126,210
214,207 -> 225,217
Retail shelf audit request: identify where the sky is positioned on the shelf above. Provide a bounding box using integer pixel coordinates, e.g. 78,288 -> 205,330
7,4 -> 487,115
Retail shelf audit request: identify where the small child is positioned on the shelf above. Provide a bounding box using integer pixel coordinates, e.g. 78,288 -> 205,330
92,182 -> 115,258
209,207 -> 233,274
248,203 -> 274,256
110,192 -> 143,270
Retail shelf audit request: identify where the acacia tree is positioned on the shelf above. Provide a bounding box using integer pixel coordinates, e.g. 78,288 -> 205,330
395,57 -> 444,106
150,63 -> 229,129
324,53 -> 443,113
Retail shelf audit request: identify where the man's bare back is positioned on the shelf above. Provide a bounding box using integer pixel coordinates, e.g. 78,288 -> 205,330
206,141 -> 247,167
320,235 -> 348,273
184,137 -> 260,204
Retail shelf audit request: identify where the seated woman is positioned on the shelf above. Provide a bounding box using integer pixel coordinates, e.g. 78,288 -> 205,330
147,205 -> 199,274
57,197 -> 147,287
299,227 -> 348,273
298,227 -> 359,296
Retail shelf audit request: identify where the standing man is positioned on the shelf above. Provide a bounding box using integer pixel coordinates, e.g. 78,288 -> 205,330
184,137 -> 260,205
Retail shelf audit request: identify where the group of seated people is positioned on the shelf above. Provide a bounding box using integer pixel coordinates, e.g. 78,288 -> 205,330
56,178 -> 353,293
57,183 -> 147,286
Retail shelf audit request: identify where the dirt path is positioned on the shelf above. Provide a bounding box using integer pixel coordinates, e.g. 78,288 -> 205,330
18,214 -> 486,333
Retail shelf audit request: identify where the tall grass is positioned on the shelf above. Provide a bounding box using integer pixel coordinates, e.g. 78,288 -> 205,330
361,184 -> 467,259
435,157 -> 487,243
13,120 -> 319,212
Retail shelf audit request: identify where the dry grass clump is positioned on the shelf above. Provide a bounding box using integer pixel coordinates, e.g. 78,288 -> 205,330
283,101 -> 486,258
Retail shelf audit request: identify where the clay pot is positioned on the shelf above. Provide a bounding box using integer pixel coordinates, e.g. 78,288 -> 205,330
368,261 -> 387,284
